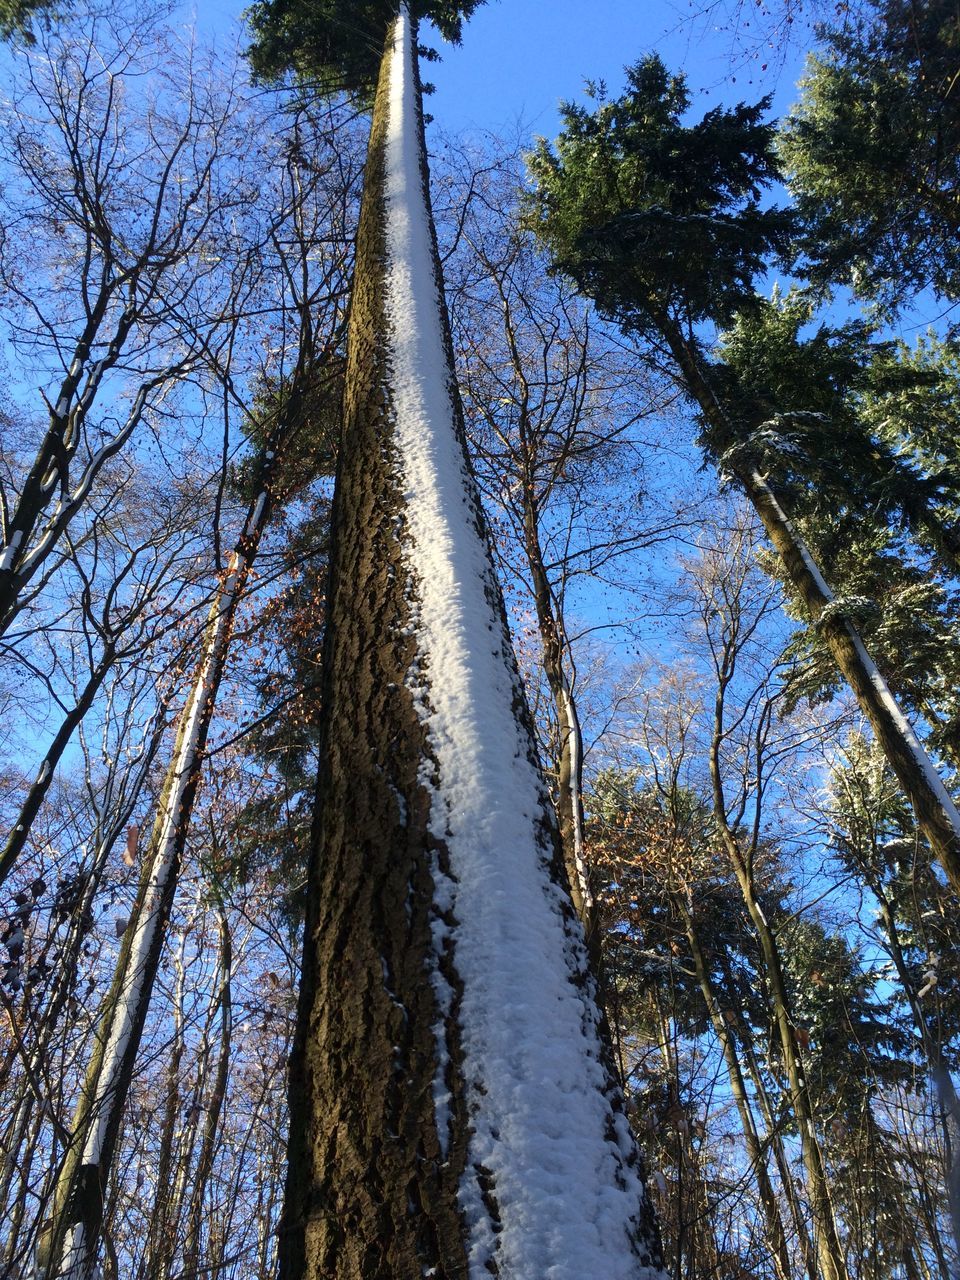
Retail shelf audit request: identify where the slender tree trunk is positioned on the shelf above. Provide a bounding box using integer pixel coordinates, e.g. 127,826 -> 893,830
182,905 -> 233,1280
520,496 -> 593,929
657,319 -> 960,898
0,642 -> 117,889
874,890 -> 960,1264
35,461 -> 277,1280
141,912 -> 196,1280
701,586 -> 848,1280
708,794 -> 848,1278
0,303 -> 145,637
678,896 -> 793,1280
277,12 -> 664,1280
716,949 -> 818,1280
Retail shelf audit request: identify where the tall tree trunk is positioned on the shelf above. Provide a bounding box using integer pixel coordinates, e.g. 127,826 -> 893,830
520,495 -> 593,930
716,949 -> 818,1280
181,905 -> 233,1280
697,570 -> 848,1280
707,687 -> 849,1280
873,890 -> 960,1264
678,896 -> 793,1280
35,460 -> 277,1280
659,317 -> 960,898
277,12 -> 665,1280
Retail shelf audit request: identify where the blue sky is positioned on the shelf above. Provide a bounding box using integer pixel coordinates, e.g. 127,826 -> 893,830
422,0 -> 814,140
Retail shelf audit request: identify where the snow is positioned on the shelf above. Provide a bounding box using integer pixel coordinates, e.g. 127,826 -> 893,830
749,468 -> 837,601
0,530 -> 23,573
559,682 -> 592,911
68,546 -> 246,1194
243,492 -> 267,539
382,12 -> 662,1277
752,469 -> 960,841
847,626 -> 960,836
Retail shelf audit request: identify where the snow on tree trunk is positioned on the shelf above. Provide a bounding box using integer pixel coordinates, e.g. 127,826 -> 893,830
36,485 -> 273,1280
740,464 -> 960,896
277,11 -> 665,1280
663,321 -> 960,899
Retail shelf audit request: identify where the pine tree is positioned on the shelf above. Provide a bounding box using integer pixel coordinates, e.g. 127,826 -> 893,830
527,55 -> 960,900
780,0 -> 960,312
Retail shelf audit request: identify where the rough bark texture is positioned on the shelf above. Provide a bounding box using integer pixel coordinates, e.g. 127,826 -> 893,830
278,17 -> 663,1280
276,34 -> 471,1280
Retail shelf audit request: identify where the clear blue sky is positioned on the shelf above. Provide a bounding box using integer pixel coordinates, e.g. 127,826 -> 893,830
422,0 -> 813,140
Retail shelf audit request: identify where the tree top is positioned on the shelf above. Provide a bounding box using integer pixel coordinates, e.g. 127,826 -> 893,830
246,0 -> 485,95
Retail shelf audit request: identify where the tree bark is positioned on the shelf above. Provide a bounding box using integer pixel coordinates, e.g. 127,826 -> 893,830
277,12 -> 664,1280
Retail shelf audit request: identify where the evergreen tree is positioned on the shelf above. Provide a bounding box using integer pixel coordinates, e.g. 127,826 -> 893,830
780,0 -> 960,312
0,0 -> 58,43
527,55 -> 960,899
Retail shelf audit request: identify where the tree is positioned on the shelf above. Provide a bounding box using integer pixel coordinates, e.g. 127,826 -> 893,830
527,54 -> 960,900
0,13 -> 262,638
441,146 -> 691,939
0,0 -> 58,43
780,0 -> 960,313
249,5 -> 666,1277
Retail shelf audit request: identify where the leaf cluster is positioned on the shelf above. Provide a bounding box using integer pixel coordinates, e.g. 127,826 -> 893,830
781,0 -> 960,309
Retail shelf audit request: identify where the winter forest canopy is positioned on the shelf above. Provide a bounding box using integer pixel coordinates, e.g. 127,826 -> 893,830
0,0 -> 958,1276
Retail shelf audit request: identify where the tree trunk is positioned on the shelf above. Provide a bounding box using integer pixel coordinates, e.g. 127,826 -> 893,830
716,948 -> 818,1280
181,905 -> 233,1280
678,896 -> 793,1280
520,495 -> 593,930
0,641 -> 117,889
660,318 -> 960,898
708,758 -> 848,1278
277,12 -> 665,1280
697,573 -> 848,1280
35,463 -> 277,1280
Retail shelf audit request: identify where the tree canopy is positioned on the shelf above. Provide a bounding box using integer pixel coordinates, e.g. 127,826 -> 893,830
781,0 -> 960,311
246,0 -> 485,91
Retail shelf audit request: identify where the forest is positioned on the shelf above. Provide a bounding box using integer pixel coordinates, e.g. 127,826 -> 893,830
0,0 -> 958,1276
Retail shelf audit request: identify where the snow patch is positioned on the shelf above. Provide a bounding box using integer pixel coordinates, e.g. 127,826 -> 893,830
0,530 -> 23,573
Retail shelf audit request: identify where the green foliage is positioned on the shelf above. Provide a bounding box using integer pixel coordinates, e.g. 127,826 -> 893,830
827,734 -> 960,1069
246,0 -> 485,94
860,336 -> 960,532
781,0 -> 960,310
229,494 -> 330,920
772,516 -> 960,735
0,0 -> 57,43
713,292 -> 958,539
232,356 -> 345,507
712,295 -> 960,735
526,55 -> 791,335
